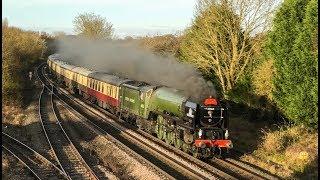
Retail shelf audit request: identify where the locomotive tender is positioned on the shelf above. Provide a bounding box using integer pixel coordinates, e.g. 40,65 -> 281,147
47,54 -> 232,158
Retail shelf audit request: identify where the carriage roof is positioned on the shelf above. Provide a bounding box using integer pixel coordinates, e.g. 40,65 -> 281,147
60,62 -> 77,71
48,54 -> 62,61
72,67 -> 95,76
88,72 -> 131,86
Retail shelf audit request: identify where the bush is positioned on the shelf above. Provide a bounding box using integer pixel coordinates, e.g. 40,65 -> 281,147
253,125 -> 318,177
266,0 -> 318,127
2,24 -> 46,106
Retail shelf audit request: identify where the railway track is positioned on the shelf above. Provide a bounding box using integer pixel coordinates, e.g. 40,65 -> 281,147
230,149 -> 285,178
2,132 -> 68,180
52,92 -> 174,180
40,63 -> 280,179
37,66 -> 99,180
134,125 -> 279,180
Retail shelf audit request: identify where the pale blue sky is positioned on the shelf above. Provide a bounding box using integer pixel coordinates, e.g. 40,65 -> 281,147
3,0 -> 197,37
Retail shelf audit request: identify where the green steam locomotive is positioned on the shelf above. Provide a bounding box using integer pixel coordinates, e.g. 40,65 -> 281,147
47,54 -> 232,158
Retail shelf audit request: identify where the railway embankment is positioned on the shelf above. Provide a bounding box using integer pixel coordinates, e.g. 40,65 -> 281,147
2,79 -> 47,180
228,111 -> 318,179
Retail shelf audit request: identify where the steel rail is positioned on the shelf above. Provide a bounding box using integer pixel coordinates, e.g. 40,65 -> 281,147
52,93 -> 175,180
2,145 -> 42,180
36,64 -> 70,178
2,132 -> 69,179
36,63 -> 99,180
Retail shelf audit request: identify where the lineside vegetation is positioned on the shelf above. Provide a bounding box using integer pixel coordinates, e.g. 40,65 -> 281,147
2,20 -> 46,105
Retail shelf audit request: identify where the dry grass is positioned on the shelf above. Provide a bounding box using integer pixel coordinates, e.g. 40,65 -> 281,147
2,105 -> 27,125
241,125 -> 318,179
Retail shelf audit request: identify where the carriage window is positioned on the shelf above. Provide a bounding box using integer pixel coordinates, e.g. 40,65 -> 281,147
98,82 -> 101,92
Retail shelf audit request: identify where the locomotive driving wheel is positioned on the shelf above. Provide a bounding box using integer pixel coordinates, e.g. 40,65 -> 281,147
182,143 -> 190,153
192,146 -> 201,159
216,147 -> 228,159
164,131 -> 174,145
173,136 -> 183,149
155,115 -> 164,140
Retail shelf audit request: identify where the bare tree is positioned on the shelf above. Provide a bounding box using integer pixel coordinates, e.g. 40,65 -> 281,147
180,0 -> 279,98
73,12 -> 114,40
